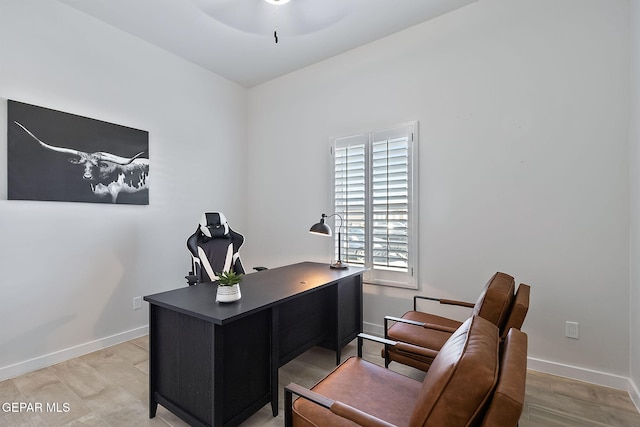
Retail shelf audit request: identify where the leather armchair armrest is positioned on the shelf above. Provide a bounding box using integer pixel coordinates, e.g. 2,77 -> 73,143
422,323 -> 457,333
356,333 -> 438,360
358,332 -> 397,346
357,333 -> 397,357
378,319 -> 443,368
413,295 -> 474,310
438,298 -> 475,308
413,295 -> 438,311
331,401 -> 397,427
385,315 -> 424,327
286,382 -> 333,409
285,383 -> 397,427
394,341 -> 439,360
384,316 -> 456,333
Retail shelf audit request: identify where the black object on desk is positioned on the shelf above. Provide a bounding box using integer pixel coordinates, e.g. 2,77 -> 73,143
144,261 -> 364,427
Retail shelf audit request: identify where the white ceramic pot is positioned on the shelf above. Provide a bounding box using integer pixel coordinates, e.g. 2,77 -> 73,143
216,284 -> 241,303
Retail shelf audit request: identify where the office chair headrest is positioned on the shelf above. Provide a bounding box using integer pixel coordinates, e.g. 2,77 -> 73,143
199,212 -> 230,239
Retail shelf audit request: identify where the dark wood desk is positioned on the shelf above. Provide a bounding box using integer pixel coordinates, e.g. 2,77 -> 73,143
144,261 -> 364,427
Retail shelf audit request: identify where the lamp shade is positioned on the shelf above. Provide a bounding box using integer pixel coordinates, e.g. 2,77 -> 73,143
309,217 -> 332,236
309,213 -> 347,269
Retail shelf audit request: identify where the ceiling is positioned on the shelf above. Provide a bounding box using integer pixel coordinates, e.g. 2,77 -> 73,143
57,0 -> 477,88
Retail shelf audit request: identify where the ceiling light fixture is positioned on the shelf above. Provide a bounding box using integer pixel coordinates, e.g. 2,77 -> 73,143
264,0 -> 291,43
194,0 -> 351,38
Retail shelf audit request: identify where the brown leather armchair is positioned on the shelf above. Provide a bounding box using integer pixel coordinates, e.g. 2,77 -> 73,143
383,272 -> 530,372
500,283 -> 530,339
285,316 -> 528,427
480,328 -> 528,427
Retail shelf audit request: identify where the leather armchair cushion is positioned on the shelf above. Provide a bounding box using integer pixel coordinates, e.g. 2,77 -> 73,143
387,271 -> 514,351
385,312 -> 462,370
500,284 -> 530,339
409,316 -> 499,426
388,311 -> 462,351
480,328 -> 528,426
382,349 -> 434,372
292,356 -> 422,426
383,342 -> 440,372
472,272 -> 515,330
293,316 -> 499,427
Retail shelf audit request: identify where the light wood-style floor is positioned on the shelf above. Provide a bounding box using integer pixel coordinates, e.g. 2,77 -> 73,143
1,335 -> 639,426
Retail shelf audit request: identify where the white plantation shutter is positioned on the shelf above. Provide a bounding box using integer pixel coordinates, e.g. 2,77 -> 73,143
334,134 -> 367,266
371,129 -> 410,272
333,122 -> 418,288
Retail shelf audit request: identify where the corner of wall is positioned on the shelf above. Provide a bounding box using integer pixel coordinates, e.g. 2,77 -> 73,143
630,0 -> 640,408
630,378 -> 640,413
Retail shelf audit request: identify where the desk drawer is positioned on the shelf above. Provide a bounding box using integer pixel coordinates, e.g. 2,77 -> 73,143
278,288 -> 331,364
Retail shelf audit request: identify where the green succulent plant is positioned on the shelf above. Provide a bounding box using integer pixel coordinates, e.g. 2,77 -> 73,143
216,270 -> 243,286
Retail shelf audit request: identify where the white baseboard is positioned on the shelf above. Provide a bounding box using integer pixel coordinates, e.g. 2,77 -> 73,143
628,377 -> 640,413
364,320 -> 638,404
0,325 -> 148,382
5,322 -> 639,413
527,357 -> 631,391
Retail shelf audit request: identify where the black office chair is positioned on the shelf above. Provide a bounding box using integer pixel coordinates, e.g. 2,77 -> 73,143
186,212 -> 249,285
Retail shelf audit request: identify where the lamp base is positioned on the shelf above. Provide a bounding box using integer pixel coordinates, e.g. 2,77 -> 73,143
329,260 -> 348,270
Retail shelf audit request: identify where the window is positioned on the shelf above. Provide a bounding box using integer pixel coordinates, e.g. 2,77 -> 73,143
332,122 -> 418,288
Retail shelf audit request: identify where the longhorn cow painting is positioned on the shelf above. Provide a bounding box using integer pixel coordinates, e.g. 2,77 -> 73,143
7,100 -> 149,205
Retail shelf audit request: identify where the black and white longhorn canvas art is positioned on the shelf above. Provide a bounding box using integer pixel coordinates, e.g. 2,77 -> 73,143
7,100 -> 149,205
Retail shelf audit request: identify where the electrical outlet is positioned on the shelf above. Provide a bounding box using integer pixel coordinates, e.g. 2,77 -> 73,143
133,296 -> 142,310
565,321 -> 579,339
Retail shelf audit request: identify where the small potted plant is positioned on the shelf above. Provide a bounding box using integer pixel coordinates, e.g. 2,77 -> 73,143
215,270 -> 243,303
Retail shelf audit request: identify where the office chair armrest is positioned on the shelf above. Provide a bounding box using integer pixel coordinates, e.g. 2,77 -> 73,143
413,295 -> 474,310
285,383 -> 396,427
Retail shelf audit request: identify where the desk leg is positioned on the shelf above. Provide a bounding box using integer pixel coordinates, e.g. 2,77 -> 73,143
149,400 -> 158,419
271,306 -> 279,417
149,306 -> 158,419
335,284 -> 341,366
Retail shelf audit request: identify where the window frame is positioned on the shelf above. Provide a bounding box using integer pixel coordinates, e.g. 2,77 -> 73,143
331,121 -> 419,289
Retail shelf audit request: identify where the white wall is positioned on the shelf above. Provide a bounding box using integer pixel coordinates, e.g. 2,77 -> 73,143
247,0 -> 632,386
0,0 -> 248,379
629,0 -> 640,409
1,0 -> 636,396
